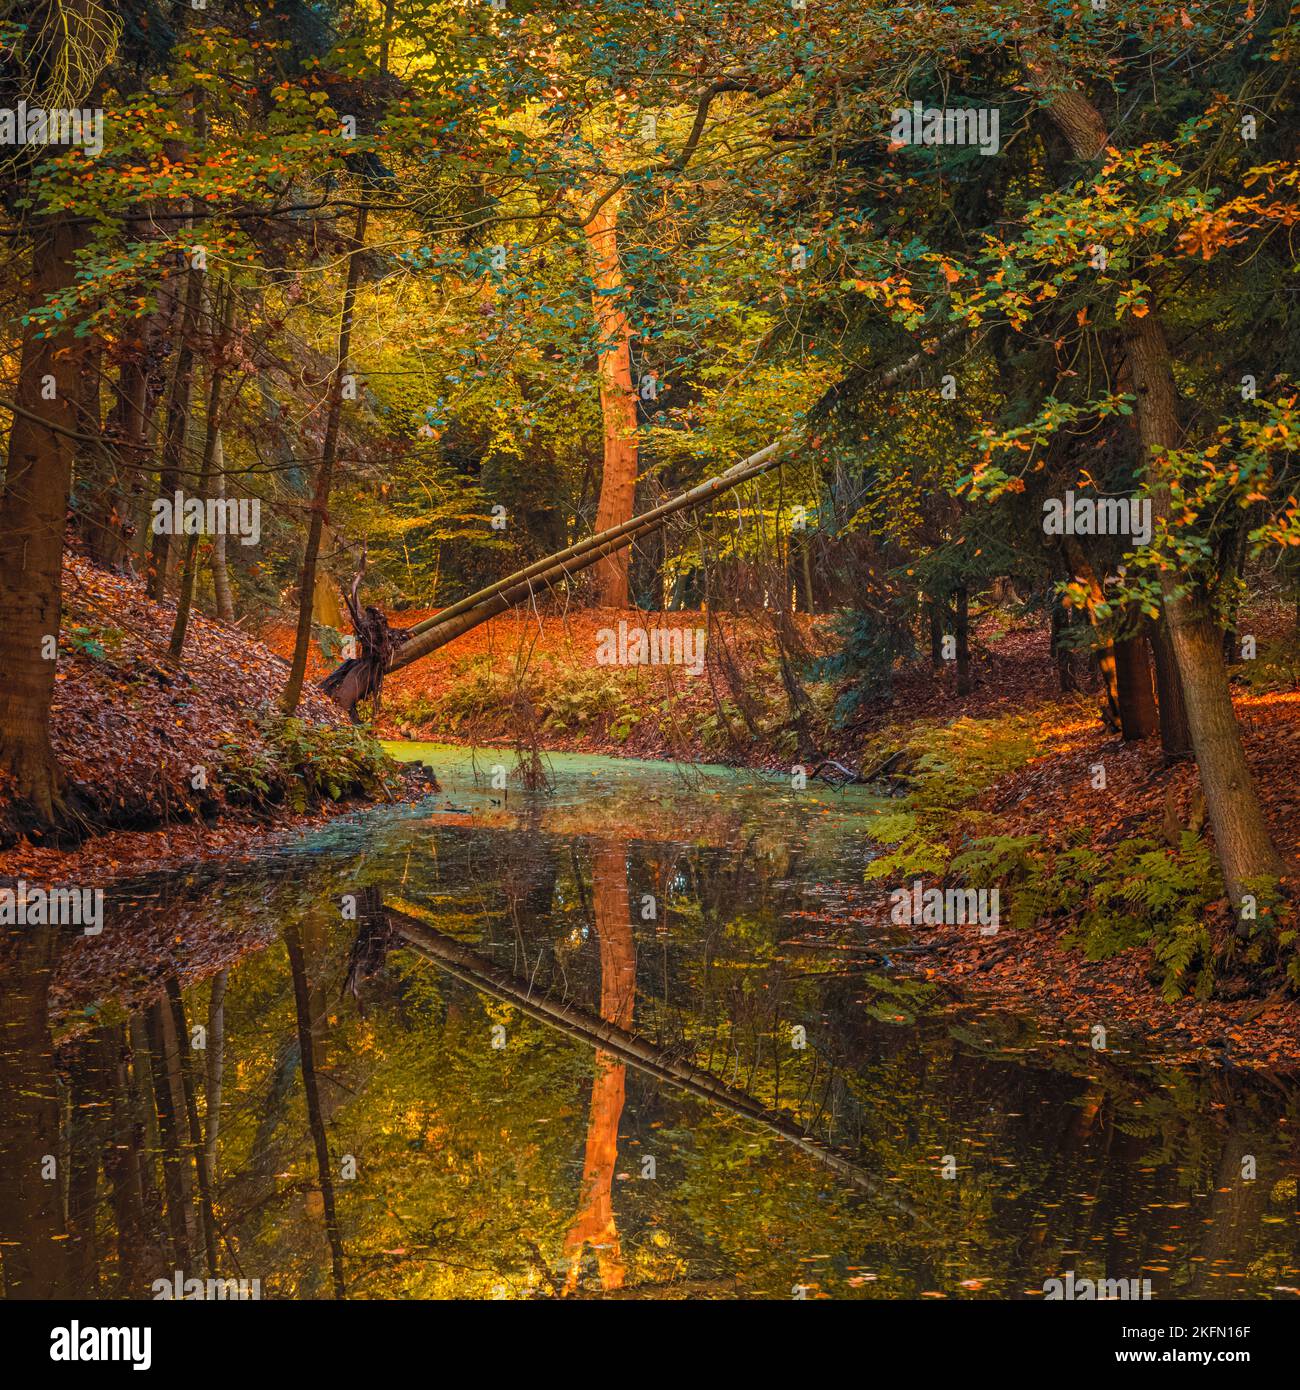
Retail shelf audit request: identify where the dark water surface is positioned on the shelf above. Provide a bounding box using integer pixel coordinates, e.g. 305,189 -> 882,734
2,746 -> 1297,1300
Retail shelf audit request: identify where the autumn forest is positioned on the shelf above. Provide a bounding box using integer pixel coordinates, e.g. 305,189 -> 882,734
0,0 -> 1299,1348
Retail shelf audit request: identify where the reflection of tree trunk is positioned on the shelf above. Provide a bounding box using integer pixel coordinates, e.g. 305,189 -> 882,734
144,998 -> 194,1269
99,1024 -> 167,1294
386,905 -> 911,1210
165,978 -> 218,1272
1185,1108 -> 1272,1297
584,191 -> 639,609
285,923 -> 346,1298
204,970 -> 228,1181
65,1034 -> 113,1294
564,841 -> 636,1293
0,925 -> 74,1298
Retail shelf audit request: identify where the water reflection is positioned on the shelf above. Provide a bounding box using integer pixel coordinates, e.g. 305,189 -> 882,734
1,748 -> 1298,1300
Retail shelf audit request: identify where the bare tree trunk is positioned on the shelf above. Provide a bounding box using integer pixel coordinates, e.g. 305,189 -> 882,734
1114,631 -> 1158,741
148,262 -> 203,601
583,189 -> 639,609
208,433 -> 236,621
91,356 -> 149,569
1149,617 -> 1192,759
954,585 -> 971,695
170,284 -> 233,659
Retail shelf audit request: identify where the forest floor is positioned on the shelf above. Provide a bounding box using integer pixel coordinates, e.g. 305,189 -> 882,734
0,553 -> 426,874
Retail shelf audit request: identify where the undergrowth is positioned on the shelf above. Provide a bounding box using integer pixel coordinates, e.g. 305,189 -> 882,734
864,710 -> 1226,1000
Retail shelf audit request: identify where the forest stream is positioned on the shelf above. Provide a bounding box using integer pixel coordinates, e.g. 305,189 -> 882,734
2,747 -> 1297,1301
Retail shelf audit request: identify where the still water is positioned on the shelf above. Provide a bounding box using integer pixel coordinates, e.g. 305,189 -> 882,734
2,746 -> 1297,1300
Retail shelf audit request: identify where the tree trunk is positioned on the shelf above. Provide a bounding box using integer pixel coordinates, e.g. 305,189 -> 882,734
1114,632 -> 1158,741
169,285 -> 233,660
90,356 -> 149,569
209,433 -> 236,622
929,599 -> 943,673
0,219 -> 86,824
954,585 -> 971,695
1149,617 -> 1192,759
148,262 -> 204,601
282,207 -> 367,715
583,190 -> 639,609
1029,57 -> 1284,922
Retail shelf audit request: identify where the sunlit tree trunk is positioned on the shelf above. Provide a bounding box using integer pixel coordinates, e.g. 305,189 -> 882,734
583,190 -> 640,610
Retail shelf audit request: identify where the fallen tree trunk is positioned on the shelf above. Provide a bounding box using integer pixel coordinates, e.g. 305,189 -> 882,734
319,333 -> 962,715
320,438 -> 790,714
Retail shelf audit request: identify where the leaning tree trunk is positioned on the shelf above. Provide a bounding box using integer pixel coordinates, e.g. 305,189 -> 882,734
0,218 -> 86,824
282,207 -> 368,715
1029,54 -> 1284,924
583,189 -> 640,609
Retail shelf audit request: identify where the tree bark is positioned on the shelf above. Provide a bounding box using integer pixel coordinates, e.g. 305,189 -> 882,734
1114,631 -> 1158,741
584,189 -> 639,609
148,261 -> 204,600
169,284 -> 233,659
0,218 -> 86,824
1149,617 -> 1192,758
954,585 -> 971,695
208,433 -> 236,621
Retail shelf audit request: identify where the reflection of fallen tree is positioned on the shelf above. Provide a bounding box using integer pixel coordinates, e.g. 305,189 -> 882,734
385,903 -> 917,1217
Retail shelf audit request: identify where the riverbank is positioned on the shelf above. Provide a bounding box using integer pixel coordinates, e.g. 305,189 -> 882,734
0,554 -> 416,860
